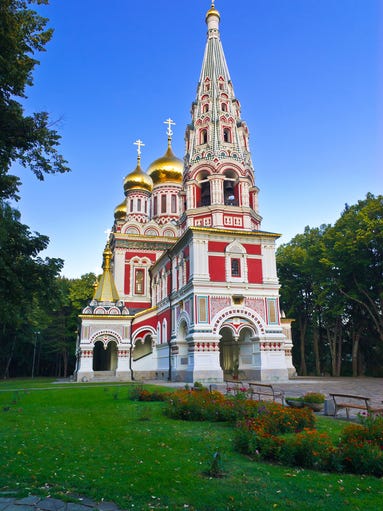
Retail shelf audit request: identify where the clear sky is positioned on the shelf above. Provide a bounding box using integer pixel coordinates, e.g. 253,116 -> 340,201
13,0 -> 382,278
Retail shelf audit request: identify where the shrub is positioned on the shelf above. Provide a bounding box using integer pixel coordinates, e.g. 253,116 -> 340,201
303,392 -> 325,404
129,384 -> 169,402
337,415 -> 383,476
279,429 -> 336,471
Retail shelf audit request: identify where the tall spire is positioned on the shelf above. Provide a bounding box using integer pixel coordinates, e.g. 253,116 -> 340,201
182,3 -> 261,231
185,3 -> 253,169
93,241 -> 120,302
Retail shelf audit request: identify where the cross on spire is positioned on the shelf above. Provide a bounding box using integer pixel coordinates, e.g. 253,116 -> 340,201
164,118 -> 176,139
134,139 -> 145,156
104,228 -> 112,241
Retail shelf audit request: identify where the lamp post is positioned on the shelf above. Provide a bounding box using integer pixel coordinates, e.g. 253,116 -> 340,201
32,331 -> 40,378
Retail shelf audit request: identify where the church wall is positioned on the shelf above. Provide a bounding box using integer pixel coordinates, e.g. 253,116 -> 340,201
242,243 -> 262,255
247,258 -> 263,284
209,255 -> 225,282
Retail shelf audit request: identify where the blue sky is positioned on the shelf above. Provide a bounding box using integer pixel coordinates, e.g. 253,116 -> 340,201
13,0 -> 382,278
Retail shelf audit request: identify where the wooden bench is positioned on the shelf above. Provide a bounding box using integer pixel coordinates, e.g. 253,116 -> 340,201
224,380 -> 245,396
247,382 -> 284,404
329,393 -> 383,419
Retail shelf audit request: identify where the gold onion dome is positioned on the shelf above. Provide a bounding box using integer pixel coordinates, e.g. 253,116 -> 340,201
206,2 -> 220,21
147,142 -> 183,185
123,161 -> 153,194
114,199 -> 127,220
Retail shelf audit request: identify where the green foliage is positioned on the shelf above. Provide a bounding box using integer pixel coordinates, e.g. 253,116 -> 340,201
279,429 -> 337,471
0,0 -> 69,196
0,1 -> 71,378
0,201 -> 63,377
302,392 -> 325,404
277,194 -> 383,377
234,406 -> 383,477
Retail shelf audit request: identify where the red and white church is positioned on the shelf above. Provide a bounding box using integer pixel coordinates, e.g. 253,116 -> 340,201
75,3 -> 296,383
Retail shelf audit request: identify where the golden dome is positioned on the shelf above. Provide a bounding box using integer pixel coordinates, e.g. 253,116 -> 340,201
114,199 -> 127,220
147,143 -> 183,185
123,161 -> 153,193
205,3 -> 220,21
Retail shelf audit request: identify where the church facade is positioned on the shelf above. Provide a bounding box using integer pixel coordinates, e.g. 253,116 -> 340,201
75,3 -> 296,383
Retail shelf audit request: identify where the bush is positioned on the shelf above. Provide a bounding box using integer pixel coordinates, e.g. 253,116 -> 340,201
279,429 -> 336,471
336,415 -> 383,476
303,392 -> 325,404
128,384 -> 170,402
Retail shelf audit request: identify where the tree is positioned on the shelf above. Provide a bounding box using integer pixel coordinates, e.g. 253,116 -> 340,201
41,274 -> 96,377
0,0 -> 71,377
321,194 -> 383,343
0,201 -> 63,377
277,194 -> 383,377
0,0 -> 69,201
277,225 -> 327,375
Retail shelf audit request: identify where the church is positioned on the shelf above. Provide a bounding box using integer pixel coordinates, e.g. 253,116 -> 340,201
75,3 -> 296,383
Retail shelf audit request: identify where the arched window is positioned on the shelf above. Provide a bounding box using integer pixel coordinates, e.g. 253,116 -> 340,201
153,196 -> 158,216
231,258 -> 240,277
171,194 -> 177,213
203,104 -> 209,113
162,319 -> 167,344
200,181 -> 211,206
221,103 -> 227,112
134,268 -> 145,295
200,129 -> 208,145
223,128 -> 231,143
161,194 -> 166,213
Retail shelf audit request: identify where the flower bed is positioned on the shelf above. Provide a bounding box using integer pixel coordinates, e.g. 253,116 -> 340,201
235,411 -> 383,476
162,388 -> 383,477
165,389 -> 315,428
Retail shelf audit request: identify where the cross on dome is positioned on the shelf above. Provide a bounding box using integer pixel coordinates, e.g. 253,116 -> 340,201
134,139 -> 145,156
164,118 -> 176,139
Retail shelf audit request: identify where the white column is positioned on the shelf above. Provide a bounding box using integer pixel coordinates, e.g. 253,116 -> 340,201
190,238 -> 209,280
262,242 -> 278,284
114,248 -> 125,298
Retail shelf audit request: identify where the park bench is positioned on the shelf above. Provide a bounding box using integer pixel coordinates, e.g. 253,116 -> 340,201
224,379 -> 245,396
329,393 -> 383,419
247,382 -> 284,404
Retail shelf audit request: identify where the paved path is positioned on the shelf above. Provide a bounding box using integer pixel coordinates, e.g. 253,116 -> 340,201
148,376 -> 383,406
0,495 -> 122,511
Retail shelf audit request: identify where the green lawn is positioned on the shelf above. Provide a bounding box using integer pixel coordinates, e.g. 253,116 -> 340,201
0,380 -> 382,511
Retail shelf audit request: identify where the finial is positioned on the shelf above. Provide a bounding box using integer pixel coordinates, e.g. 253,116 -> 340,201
134,139 -> 145,163
164,118 -> 176,146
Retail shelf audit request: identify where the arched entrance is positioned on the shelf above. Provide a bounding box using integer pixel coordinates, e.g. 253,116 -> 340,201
219,322 -> 257,379
93,340 -> 118,371
219,326 -> 239,378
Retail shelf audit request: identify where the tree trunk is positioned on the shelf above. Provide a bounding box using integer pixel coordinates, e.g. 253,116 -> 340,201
3,335 -> 16,379
327,326 -> 337,376
352,332 -> 360,377
313,327 -> 321,376
336,321 -> 342,377
62,349 -> 68,378
299,316 -> 307,376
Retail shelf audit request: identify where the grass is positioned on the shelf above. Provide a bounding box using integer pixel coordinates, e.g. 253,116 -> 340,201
0,380 -> 382,511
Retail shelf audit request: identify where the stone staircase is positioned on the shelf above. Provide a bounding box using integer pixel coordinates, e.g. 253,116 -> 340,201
91,371 -> 120,382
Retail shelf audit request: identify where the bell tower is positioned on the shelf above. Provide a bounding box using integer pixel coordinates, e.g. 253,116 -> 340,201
182,2 -> 261,232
